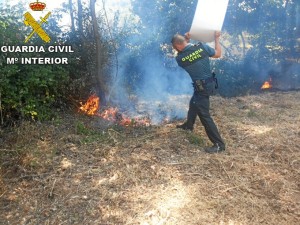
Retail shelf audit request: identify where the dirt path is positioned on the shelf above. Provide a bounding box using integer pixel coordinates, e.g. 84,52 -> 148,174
1,91 -> 300,225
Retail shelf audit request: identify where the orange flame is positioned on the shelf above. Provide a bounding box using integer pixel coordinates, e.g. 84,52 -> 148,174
79,95 -> 151,126
79,94 -> 99,115
261,78 -> 272,90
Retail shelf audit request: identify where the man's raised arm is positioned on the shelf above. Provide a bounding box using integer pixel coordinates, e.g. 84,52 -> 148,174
212,31 -> 221,58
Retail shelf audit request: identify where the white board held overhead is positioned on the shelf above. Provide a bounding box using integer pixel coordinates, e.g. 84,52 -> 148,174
190,0 -> 229,42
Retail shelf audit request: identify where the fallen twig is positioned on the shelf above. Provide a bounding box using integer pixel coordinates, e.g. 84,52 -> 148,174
166,162 -> 193,165
0,191 -> 7,198
48,179 -> 57,199
220,185 -> 241,193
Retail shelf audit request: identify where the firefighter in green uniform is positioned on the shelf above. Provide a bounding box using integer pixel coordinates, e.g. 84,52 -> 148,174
172,32 -> 225,153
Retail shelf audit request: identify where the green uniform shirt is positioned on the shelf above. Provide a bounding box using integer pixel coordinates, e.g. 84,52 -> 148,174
176,43 -> 215,82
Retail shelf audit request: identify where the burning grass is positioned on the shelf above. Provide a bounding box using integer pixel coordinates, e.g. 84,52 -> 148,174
261,78 -> 273,90
1,91 -> 300,224
79,94 -> 151,126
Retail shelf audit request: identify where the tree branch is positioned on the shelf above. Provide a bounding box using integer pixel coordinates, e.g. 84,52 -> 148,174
220,42 -> 235,61
239,31 -> 246,57
90,0 -> 106,102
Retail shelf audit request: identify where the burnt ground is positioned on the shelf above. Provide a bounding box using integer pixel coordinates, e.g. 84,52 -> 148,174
0,91 -> 299,225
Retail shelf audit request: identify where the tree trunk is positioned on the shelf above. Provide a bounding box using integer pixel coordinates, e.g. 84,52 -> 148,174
77,0 -> 84,38
90,0 -> 106,103
68,0 -> 75,34
0,91 -> 3,125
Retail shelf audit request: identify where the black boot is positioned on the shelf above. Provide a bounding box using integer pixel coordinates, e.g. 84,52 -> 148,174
205,143 -> 225,154
176,122 -> 193,131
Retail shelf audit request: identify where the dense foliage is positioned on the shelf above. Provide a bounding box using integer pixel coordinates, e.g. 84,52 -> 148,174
0,3 -> 69,123
0,1 -> 109,125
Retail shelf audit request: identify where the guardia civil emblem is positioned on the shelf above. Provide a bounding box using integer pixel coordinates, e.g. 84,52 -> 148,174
24,0 -> 51,43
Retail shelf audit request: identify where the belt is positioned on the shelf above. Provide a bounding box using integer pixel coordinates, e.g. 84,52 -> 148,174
193,77 -> 215,86
193,74 -> 218,92
201,77 -> 215,84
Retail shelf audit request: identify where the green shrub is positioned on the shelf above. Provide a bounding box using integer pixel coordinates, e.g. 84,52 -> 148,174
0,4 -> 69,123
187,133 -> 205,146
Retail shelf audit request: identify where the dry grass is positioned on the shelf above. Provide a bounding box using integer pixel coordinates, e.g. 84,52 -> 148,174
0,91 -> 299,225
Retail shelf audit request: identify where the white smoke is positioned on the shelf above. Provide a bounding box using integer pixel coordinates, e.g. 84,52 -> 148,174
102,1 -> 195,124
